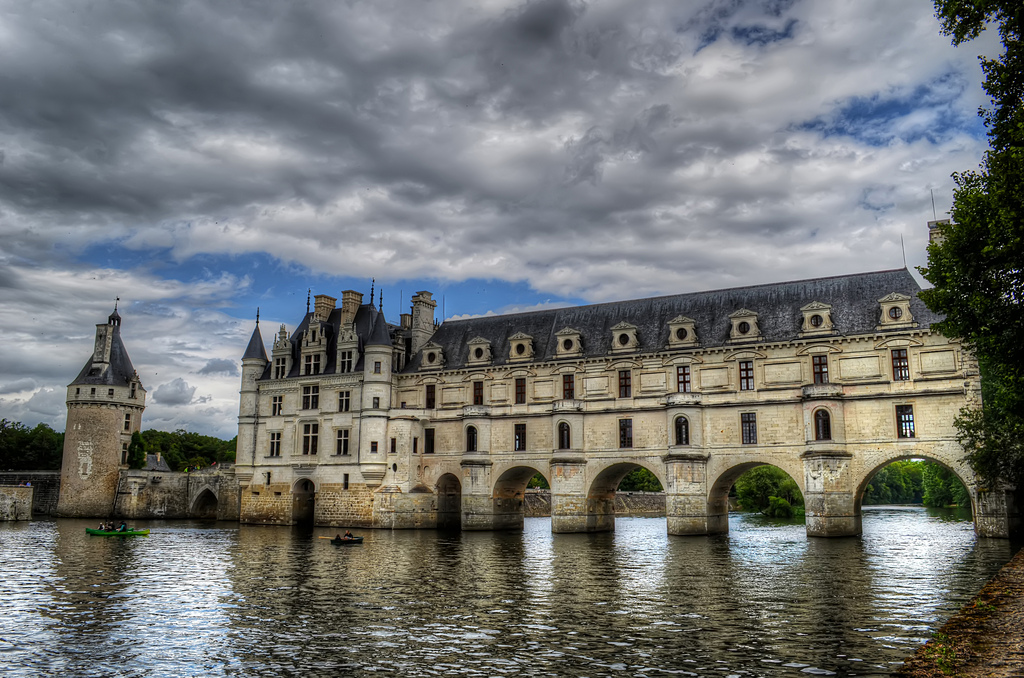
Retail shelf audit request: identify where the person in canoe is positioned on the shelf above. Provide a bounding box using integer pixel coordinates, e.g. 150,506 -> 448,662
117,521 -> 128,532
344,530 -> 354,539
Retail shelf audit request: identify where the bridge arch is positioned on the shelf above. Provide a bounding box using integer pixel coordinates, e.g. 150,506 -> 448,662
854,452 -> 976,524
706,457 -> 806,534
436,473 -> 462,530
189,487 -> 218,520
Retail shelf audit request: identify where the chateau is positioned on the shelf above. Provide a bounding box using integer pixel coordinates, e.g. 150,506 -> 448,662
232,239 -> 1017,538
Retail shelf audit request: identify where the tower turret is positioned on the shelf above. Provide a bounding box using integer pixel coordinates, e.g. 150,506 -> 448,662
57,304 -> 146,517
237,311 -> 269,469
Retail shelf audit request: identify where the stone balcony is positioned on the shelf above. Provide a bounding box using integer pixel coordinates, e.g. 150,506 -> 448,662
463,405 -> 491,417
665,392 -> 702,407
801,383 -> 844,399
552,399 -> 584,413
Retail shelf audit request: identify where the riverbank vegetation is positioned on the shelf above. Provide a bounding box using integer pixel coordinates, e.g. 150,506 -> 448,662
137,429 -> 236,472
0,419 -> 64,470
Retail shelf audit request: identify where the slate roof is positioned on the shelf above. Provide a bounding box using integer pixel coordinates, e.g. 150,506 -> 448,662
242,322 -> 269,361
70,325 -> 139,387
407,268 -> 939,372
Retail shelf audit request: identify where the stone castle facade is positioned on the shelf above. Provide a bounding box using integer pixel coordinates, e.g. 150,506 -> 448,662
233,242 -> 1018,537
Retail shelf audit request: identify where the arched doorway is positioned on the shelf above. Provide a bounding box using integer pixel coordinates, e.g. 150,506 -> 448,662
190,488 -> 218,520
436,473 -> 462,530
292,479 -> 316,525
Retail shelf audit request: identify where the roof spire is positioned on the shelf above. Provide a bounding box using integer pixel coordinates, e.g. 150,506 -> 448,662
370,278 -> 375,305
114,296 -> 119,312
306,289 -> 311,314
379,288 -> 383,310
256,307 -> 260,325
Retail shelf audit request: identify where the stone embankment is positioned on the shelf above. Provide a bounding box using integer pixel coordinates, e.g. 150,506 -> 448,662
524,489 -> 665,517
895,545 -> 1024,677
0,471 -> 61,517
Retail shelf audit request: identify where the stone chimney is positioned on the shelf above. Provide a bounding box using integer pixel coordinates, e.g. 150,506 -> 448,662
339,290 -> 363,325
313,294 -> 336,322
400,313 -> 411,330
928,219 -> 950,245
410,291 -> 436,353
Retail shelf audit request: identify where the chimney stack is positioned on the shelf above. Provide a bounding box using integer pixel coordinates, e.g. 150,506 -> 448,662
313,294 -> 336,322
339,290 -> 363,325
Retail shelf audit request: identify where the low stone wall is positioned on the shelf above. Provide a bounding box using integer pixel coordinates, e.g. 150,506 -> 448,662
0,471 -> 61,516
0,486 -> 34,521
115,467 -> 240,521
525,490 -> 666,517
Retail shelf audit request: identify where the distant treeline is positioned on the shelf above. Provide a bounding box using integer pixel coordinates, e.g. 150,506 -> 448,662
0,419 -> 64,470
0,419 -> 236,473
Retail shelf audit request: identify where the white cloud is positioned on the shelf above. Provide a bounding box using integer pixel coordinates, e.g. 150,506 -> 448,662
152,378 -> 197,406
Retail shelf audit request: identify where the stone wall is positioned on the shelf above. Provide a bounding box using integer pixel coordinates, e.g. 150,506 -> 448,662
113,467 -> 240,521
0,486 -> 33,521
525,490 -> 666,517
0,471 -> 61,516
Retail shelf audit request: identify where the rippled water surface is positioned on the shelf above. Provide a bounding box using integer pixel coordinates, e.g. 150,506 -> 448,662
0,507 -> 1017,677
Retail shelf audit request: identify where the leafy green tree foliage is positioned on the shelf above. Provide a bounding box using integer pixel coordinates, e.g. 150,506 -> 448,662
734,465 -> 803,517
127,431 -> 147,470
922,461 -> 972,508
863,460 -> 925,504
527,473 -> 550,489
0,419 -> 64,470
618,467 -> 663,492
140,429 -> 236,471
920,1 -> 1024,486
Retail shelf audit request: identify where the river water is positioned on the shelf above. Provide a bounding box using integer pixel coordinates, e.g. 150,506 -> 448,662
0,507 -> 1017,677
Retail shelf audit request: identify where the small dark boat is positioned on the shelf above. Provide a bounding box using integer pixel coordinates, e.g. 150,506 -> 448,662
330,536 -> 364,546
86,528 -> 150,537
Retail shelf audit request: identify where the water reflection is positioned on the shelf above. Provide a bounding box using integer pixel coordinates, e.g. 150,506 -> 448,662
0,507 -> 1017,677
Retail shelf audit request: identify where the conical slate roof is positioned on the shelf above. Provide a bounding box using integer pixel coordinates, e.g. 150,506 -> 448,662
70,324 -> 138,387
366,309 -> 392,346
242,322 -> 269,361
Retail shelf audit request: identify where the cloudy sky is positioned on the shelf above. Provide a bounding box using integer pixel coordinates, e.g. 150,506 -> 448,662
0,0 -> 999,438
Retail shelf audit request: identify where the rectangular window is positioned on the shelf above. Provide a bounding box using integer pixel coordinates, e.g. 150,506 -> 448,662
619,370 -> 632,398
343,473 -> 349,490
91,388 -> 96,395
372,396 -> 380,409
124,413 -> 131,431
371,441 -> 378,454
896,405 -> 915,438
426,384 -> 436,408
336,429 -> 349,456
130,383 -> 136,398
338,391 -> 350,412
271,395 -> 283,416
473,380 -> 483,405
677,365 -> 691,393
339,350 -> 353,373
515,378 -> 526,404
619,419 -> 633,448
122,444 -> 128,465
562,373 -> 575,400
741,413 -> 757,445
390,437 -> 396,454
302,385 -> 319,410
413,437 -> 419,454
425,429 -> 434,454
304,354 -> 321,375
269,432 -> 281,457
302,423 -> 319,455
739,361 -> 755,391
274,357 -> 287,379
108,388 -> 114,397
812,355 -> 829,384
514,423 -> 526,451
892,349 -> 910,381
374,361 -> 381,374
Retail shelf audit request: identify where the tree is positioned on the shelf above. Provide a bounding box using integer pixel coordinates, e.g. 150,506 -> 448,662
0,420 -> 64,471
863,460 -> 925,504
618,467 -> 663,492
922,461 -> 972,508
734,466 -> 804,517
127,431 -> 147,470
920,1 -> 1024,486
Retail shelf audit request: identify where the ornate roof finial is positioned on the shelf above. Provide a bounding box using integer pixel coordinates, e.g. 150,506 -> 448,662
256,307 -> 260,325
370,278 -> 375,304
306,289 -> 311,314
114,296 -> 119,311
379,288 -> 383,309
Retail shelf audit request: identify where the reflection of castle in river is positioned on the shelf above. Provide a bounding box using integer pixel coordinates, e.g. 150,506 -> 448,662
54,223 -> 1019,538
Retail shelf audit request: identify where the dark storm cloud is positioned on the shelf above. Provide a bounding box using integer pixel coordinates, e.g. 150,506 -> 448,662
197,359 -> 240,376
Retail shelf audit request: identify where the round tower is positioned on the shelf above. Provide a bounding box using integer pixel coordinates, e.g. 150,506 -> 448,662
56,306 -> 146,518
237,311 -> 269,469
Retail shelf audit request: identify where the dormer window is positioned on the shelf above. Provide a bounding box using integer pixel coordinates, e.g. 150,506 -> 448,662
467,337 -> 492,366
728,309 -> 762,343
800,302 -> 835,337
877,293 -> 915,329
421,342 -> 445,370
609,322 -> 639,353
508,332 -> 535,362
667,316 -> 698,349
555,327 -> 583,358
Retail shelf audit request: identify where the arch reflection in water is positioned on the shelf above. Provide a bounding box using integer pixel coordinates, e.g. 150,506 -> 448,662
0,509 -> 1014,677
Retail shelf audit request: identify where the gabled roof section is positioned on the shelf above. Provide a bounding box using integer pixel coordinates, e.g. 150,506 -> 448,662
404,268 -> 938,371
242,322 -> 269,362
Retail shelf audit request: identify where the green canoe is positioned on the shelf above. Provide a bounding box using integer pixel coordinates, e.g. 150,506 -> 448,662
86,528 -> 150,537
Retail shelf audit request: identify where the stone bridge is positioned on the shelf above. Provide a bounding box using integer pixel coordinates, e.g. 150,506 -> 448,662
404,443 -> 1018,539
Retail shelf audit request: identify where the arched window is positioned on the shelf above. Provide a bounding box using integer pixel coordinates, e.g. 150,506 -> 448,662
466,426 -> 478,452
558,422 -> 571,450
674,416 -> 689,446
814,409 -> 832,441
